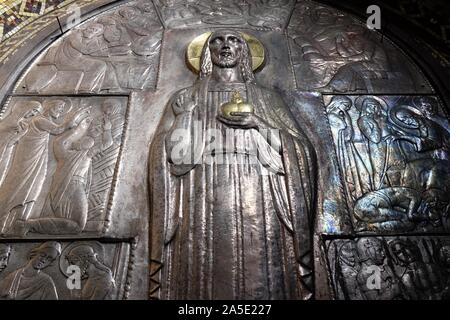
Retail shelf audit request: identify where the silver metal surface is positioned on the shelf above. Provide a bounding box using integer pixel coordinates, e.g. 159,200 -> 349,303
0,0 -> 447,300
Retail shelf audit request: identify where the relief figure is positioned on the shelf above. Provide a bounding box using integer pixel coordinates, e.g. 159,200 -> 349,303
389,239 -> 442,299
0,101 -> 43,186
65,244 -> 115,300
150,30 -> 316,299
327,96 -> 372,206
0,100 -> 89,235
291,7 -> 390,92
0,244 -> 11,273
23,113 -> 113,235
0,241 -> 61,300
355,238 -> 401,300
35,23 -> 117,93
356,97 -> 399,189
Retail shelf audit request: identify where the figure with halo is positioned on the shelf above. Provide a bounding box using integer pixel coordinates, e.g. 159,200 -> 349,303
149,30 -> 317,299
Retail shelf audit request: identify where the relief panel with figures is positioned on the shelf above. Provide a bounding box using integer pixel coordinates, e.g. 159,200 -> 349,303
15,1 -> 163,94
0,240 -> 131,300
0,96 -> 129,237
326,236 -> 450,300
288,2 -> 432,93
325,95 -> 450,234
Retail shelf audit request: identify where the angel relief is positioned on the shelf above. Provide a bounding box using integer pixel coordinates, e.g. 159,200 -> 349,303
0,97 -> 127,236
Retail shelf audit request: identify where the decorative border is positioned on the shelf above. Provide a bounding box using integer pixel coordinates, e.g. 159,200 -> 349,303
0,0 -> 115,64
0,0 -> 76,43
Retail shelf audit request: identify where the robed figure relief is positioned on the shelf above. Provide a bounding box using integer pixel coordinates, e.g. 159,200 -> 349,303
149,30 -> 317,299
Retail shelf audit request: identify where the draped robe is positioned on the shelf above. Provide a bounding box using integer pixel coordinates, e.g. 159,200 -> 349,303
0,267 -> 58,300
0,121 -> 50,233
149,78 -> 316,300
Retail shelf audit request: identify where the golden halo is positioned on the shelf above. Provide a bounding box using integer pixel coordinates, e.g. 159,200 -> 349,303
186,31 -> 265,73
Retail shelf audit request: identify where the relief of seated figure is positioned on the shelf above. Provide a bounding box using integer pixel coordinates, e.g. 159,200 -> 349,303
26,23 -> 120,94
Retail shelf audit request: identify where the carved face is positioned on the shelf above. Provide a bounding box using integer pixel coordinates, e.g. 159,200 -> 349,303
67,246 -> 96,278
331,98 -> 351,112
357,238 -> 385,265
209,32 -> 244,69
362,100 -> 380,115
0,252 -> 10,271
396,110 -> 420,128
49,102 -> 66,119
391,242 -> 418,265
30,249 -> 57,270
23,106 -> 42,119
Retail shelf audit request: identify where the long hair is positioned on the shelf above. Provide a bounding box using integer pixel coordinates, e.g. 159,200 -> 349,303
199,31 -> 255,83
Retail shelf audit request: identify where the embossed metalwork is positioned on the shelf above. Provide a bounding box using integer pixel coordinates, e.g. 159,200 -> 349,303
186,31 -> 265,73
325,95 -> 450,234
288,2 -> 432,93
0,96 -> 129,237
150,29 -> 317,300
0,240 -> 131,300
0,0 -> 447,300
154,0 -> 296,30
327,236 -> 450,300
16,2 -> 163,94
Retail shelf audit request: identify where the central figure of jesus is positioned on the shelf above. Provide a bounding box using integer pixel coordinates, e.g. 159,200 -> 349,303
150,30 -> 317,300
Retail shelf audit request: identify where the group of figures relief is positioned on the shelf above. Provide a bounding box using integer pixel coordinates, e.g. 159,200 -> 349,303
0,97 -> 127,236
155,0 -> 295,30
326,95 -> 450,233
288,2 -> 427,93
21,1 -> 162,94
0,241 -> 127,300
329,237 -> 450,300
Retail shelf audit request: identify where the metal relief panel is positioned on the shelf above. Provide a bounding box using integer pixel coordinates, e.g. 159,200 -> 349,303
159,28 -> 296,92
0,96 -> 130,237
150,29 -> 317,299
0,0 -> 447,301
0,240 -> 131,300
324,95 -> 450,234
287,91 -> 352,235
154,0 -> 296,30
287,1 -> 432,93
326,236 -> 450,300
15,0 -> 163,94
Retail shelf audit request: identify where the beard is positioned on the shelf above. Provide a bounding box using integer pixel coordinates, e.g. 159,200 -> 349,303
211,54 -> 239,68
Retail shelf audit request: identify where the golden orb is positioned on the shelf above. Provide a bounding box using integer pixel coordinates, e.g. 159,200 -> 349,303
220,91 -> 254,117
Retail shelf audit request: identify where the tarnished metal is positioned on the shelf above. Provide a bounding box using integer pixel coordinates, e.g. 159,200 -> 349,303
0,0 -> 447,300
